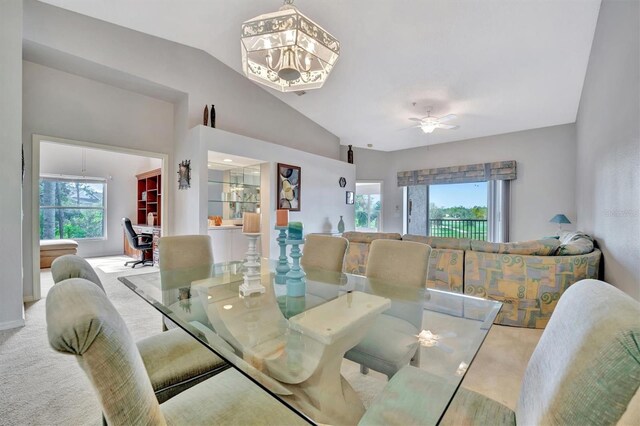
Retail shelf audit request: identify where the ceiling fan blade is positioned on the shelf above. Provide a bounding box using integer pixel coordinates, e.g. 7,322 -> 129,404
437,124 -> 459,130
438,114 -> 457,123
398,125 -> 423,131
408,117 -> 423,122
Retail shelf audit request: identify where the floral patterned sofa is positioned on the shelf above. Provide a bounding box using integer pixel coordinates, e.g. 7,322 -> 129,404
341,231 -> 601,329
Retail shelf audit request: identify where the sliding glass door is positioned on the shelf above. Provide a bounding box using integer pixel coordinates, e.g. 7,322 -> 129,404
407,181 -> 506,241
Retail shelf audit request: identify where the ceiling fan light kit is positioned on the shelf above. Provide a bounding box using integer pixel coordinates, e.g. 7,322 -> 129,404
409,108 -> 460,134
241,0 -> 340,92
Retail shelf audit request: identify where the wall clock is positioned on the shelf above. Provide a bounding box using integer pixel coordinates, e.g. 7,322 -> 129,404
339,177 -> 346,188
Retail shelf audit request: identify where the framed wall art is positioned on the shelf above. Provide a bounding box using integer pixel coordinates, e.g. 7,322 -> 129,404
277,163 -> 301,211
346,190 -> 354,205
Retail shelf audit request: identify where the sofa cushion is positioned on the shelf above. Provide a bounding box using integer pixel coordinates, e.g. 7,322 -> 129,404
471,239 -> 560,256
402,234 -> 471,250
557,231 -> 594,255
342,232 -> 402,244
40,239 -> 79,251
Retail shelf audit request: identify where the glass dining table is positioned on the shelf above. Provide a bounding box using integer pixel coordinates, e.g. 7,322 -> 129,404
118,259 -> 501,425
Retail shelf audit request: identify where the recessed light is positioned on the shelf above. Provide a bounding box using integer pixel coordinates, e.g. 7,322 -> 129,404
223,159 -> 233,162
223,304 -> 233,310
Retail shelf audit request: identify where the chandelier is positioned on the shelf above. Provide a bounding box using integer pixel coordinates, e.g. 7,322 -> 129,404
241,0 -> 340,92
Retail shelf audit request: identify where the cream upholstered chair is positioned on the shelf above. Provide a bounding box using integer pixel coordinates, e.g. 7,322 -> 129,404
46,279 -> 307,425
158,235 -> 215,330
359,279 -> 640,425
345,239 -> 431,378
50,255 -> 227,403
301,234 -> 349,272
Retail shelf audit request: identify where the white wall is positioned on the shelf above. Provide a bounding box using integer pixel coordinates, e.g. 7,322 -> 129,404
345,124 -> 577,242
576,0 -> 640,299
191,127 -> 356,258
39,142 -> 161,258
0,0 -> 25,330
22,0 -> 340,160
22,61 -> 174,299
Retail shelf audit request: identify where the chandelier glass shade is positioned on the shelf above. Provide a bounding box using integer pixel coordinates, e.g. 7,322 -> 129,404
241,1 -> 340,92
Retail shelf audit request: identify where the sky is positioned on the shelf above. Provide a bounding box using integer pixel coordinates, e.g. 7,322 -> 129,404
429,182 -> 487,208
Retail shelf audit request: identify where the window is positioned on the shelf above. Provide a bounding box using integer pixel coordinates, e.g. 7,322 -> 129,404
407,181 -> 508,242
355,182 -> 382,232
40,176 -> 106,240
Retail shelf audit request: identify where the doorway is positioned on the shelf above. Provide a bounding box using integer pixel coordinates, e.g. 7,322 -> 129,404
30,135 -> 168,301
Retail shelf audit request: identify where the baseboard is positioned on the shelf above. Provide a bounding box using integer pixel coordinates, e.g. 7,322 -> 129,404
0,318 -> 25,331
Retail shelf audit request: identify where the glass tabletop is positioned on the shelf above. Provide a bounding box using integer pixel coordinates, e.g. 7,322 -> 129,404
118,259 -> 501,425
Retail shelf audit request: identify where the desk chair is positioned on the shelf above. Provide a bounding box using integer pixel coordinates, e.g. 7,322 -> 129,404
122,217 -> 153,268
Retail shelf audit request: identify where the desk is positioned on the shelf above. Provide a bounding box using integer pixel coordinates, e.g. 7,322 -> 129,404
119,260 -> 501,425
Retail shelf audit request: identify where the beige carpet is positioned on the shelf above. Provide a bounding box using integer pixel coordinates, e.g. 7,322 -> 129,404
0,255 -> 541,425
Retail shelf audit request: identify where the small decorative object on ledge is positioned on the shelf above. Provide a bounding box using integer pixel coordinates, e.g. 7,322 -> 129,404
203,105 -> 208,126
177,160 -> 191,190
210,105 -> 216,128
347,145 -> 354,164
338,215 -> 345,233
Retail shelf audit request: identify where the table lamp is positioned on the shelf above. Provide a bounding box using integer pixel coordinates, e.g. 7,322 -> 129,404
549,214 -> 571,235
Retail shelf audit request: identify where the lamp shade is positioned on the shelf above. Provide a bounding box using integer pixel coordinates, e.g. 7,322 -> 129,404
549,214 -> 571,224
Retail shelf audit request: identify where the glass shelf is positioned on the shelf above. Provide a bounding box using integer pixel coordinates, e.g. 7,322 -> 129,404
208,200 -> 259,204
208,180 -> 260,188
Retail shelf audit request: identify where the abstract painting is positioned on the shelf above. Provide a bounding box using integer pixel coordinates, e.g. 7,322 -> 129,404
277,163 -> 301,211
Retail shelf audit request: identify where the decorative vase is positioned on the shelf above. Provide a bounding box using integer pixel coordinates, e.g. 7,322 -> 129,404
210,105 -> 216,128
203,105 -> 208,126
347,145 -> 354,164
338,216 -> 345,233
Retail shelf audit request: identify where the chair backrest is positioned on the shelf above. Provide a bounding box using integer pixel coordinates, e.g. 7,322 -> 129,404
51,255 -> 104,290
365,240 -> 431,328
46,279 -> 166,425
301,235 -> 348,272
158,235 -> 213,271
516,279 -> 640,425
122,218 -> 139,249
366,239 -> 431,288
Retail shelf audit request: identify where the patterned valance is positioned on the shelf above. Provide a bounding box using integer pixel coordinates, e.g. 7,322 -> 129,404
397,160 -> 517,187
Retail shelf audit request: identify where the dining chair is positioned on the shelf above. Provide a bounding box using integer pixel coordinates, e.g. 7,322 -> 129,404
121,218 -> 154,268
46,278 -> 307,425
50,254 -> 227,403
158,235 -> 215,331
359,279 -> 640,425
301,234 -> 349,272
345,239 -> 431,378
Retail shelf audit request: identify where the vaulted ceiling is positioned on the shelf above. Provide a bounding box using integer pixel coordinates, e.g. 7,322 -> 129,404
39,0 -> 601,151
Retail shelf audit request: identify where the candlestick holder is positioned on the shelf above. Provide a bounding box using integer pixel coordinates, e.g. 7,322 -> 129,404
275,226 -> 290,284
285,239 -> 306,297
239,233 -> 265,297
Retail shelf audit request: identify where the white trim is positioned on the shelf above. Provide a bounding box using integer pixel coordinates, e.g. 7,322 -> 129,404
30,134 -> 169,302
0,318 -> 25,331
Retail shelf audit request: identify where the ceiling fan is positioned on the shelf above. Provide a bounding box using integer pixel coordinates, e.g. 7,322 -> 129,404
408,110 -> 459,134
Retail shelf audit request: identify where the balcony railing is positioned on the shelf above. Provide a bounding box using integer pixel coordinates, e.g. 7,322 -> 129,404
428,218 -> 487,241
